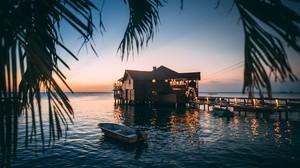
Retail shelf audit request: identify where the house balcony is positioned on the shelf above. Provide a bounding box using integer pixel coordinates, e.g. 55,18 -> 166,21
113,82 -> 122,91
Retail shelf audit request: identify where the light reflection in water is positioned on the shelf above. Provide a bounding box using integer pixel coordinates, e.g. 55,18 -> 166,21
169,110 -> 199,132
274,121 -> 282,142
184,110 -> 199,130
251,118 -> 259,136
113,105 -> 122,124
202,111 -> 211,129
11,93 -> 300,168
285,121 -> 293,144
232,116 -> 240,130
216,118 -> 226,127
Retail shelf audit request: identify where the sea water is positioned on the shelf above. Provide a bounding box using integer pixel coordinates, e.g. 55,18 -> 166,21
9,92 -> 300,168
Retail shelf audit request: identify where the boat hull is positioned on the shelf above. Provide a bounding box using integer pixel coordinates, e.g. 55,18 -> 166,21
98,123 -> 147,144
213,107 -> 234,117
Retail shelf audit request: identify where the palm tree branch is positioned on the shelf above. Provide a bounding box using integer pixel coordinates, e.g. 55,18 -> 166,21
235,0 -> 299,97
1,0 -> 98,164
118,0 -> 162,60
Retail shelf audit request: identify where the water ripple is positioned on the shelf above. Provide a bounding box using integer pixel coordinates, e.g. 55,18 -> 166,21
10,93 -> 300,168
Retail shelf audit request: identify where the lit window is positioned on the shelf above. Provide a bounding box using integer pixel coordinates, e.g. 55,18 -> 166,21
152,79 -> 156,83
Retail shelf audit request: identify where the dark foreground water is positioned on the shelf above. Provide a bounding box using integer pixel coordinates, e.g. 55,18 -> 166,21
10,92 -> 300,168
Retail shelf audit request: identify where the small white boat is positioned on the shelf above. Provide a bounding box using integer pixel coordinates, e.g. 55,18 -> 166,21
98,123 -> 148,144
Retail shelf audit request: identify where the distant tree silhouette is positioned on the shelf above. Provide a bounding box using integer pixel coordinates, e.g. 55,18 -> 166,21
0,0 -> 299,166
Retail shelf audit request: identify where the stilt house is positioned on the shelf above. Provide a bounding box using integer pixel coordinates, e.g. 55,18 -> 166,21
113,66 -> 201,104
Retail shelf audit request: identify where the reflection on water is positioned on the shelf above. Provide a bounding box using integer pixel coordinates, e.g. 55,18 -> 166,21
9,93 -> 300,168
115,104 -> 203,138
251,118 -> 259,136
112,103 -> 300,167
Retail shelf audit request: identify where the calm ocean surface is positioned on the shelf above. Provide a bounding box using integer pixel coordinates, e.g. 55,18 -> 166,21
10,92 -> 300,168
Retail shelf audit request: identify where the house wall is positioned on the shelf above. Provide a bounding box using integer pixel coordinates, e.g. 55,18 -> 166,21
122,78 -> 134,101
120,78 -> 197,104
158,93 -> 177,103
133,80 -> 152,102
122,78 -> 133,90
133,80 -> 181,103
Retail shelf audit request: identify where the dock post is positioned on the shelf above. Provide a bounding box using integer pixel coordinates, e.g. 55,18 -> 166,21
278,111 -> 282,120
255,111 -> 259,118
285,99 -> 288,120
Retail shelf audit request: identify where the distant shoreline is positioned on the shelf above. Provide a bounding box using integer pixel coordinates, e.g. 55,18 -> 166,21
60,91 -> 300,99
64,91 -> 300,94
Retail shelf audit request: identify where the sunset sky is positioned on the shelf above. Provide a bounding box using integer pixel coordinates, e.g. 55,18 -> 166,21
57,0 -> 300,93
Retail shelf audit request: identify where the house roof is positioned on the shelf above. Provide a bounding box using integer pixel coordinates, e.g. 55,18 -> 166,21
120,65 -> 200,81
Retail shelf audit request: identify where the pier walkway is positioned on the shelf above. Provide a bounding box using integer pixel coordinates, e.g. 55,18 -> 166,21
192,97 -> 300,117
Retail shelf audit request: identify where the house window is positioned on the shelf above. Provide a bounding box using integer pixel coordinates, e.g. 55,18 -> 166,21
128,80 -> 131,84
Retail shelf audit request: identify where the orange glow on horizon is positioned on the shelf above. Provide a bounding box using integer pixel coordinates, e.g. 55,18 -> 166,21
60,82 -> 113,92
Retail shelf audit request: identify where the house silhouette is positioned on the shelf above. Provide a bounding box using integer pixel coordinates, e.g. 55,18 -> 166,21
113,65 -> 201,104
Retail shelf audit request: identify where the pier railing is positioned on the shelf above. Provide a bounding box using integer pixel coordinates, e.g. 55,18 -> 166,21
113,82 -> 122,91
196,96 -> 300,112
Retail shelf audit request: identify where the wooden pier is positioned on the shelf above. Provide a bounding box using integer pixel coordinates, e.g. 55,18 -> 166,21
192,96 -> 300,119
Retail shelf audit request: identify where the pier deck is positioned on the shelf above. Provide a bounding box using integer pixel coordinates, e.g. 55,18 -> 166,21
194,97 -> 300,113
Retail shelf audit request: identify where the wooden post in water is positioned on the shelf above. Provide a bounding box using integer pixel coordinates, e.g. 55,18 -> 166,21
244,98 -> 247,117
279,111 -> 282,120
285,99 -> 289,120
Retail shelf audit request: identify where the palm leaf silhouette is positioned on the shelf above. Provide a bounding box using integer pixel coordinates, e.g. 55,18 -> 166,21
1,0 -> 299,166
235,0 -> 299,97
118,0 -> 162,60
0,0 -> 98,166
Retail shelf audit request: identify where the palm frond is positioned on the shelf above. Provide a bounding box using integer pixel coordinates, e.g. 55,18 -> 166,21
1,0 -> 98,166
118,0 -> 163,60
235,0 -> 300,98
